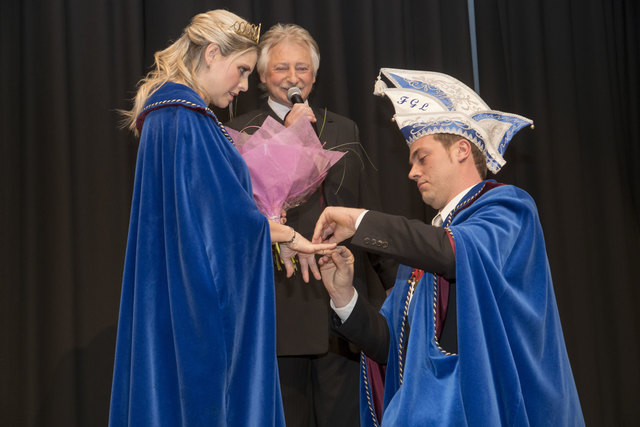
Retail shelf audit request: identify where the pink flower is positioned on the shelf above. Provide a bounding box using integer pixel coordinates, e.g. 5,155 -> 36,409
227,116 -> 345,222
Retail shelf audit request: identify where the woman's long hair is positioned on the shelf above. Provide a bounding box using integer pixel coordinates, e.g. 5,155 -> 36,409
122,9 -> 258,135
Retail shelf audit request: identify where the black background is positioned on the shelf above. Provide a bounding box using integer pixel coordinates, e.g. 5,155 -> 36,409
1,0 -> 639,425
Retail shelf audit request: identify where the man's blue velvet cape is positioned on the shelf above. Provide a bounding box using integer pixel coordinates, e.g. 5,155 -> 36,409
360,181 -> 584,426
109,82 -> 285,426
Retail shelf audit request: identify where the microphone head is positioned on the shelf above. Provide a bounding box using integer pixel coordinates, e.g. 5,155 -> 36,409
287,86 -> 304,103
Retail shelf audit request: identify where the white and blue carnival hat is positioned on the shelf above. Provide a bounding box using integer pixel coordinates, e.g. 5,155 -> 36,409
374,68 -> 533,173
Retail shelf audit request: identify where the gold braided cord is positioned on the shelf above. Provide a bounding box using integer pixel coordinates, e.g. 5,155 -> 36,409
140,98 -> 233,144
361,352 -> 381,427
398,272 -> 419,384
432,273 -> 453,356
430,181 -> 487,355
231,21 -> 261,43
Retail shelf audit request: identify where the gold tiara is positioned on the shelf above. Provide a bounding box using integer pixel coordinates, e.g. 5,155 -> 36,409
231,21 -> 261,44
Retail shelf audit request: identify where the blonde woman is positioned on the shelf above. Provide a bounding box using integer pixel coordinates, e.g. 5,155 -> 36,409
109,10 -> 333,426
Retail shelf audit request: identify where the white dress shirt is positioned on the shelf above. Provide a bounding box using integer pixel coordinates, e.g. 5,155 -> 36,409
268,97 -> 309,121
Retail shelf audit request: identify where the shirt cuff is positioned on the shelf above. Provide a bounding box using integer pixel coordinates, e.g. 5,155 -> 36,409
355,210 -> 369,229
330,289 -> 359,323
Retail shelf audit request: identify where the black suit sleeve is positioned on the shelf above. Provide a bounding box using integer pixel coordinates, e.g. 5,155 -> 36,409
331,288 -> 390,364
352,210 -> 456,280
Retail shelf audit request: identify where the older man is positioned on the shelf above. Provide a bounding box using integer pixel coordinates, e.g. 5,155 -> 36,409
314,69 -> 584,426
227,24 -> 395,427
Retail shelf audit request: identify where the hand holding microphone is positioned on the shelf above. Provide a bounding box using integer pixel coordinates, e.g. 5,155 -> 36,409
287,87 -> 305,104
284,87 -> 317,128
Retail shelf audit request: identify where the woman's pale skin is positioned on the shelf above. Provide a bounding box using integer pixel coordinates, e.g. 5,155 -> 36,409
198,43 -> 257,108
197,43 -> 335,279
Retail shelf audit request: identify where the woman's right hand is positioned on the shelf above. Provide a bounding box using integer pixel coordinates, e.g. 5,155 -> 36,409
279,232 -> 335,282
286,230 -> 335,255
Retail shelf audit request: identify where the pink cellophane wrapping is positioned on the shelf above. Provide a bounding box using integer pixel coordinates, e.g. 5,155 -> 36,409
226,116 -> 345,221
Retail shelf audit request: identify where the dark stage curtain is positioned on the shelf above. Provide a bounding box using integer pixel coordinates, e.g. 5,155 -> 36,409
1,0 -> 638,425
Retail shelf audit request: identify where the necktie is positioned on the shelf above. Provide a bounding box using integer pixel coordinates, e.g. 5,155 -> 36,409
432,213 -> 443,227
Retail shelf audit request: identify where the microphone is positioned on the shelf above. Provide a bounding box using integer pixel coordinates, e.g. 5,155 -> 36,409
286,86 -> 317,134
287,87 -> 304,104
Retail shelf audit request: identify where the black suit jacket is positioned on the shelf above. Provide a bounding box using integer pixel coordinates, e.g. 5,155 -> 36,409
227,104 -> 396,356
332,210 -> 458,361
352,211 -> 455,278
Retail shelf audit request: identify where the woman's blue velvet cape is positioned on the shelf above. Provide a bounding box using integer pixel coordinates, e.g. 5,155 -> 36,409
109,82 -> 284,426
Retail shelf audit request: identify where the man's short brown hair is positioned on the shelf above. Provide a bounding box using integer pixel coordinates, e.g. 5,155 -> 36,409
432,133 -> 488,179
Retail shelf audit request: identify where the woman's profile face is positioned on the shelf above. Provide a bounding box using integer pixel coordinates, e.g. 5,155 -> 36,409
200,46 -> 258,108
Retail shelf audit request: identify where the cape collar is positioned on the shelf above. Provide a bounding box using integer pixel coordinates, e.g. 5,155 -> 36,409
136,82 -> 220,133
443,179 -> 503,226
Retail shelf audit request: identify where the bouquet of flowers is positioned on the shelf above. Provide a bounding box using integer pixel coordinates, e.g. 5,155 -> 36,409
226,115 -> 345,223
